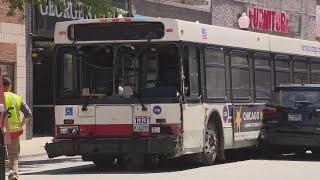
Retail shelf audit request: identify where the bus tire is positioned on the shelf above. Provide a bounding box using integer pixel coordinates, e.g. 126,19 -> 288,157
122,154 -> 144,171
202,122 -> 218,166
93,156 -> 115,169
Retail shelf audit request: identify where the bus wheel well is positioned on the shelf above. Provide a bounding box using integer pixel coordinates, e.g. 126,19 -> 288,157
207,111 -> 225,160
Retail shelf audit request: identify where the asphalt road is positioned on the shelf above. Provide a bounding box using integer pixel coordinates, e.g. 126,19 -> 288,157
10,151 -> 320,180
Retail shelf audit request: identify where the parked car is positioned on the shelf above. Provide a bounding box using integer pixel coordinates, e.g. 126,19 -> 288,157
260,84 -> 320,155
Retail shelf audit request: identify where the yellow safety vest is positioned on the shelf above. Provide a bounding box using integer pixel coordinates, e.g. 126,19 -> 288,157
4,92 -> 23,132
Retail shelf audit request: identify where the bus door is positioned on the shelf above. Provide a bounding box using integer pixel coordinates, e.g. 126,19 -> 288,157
232,103 -> 264,146
182,46 -> 205,152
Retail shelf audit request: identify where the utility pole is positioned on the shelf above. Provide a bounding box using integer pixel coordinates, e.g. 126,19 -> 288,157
210,0 -> 214,25
128,0 -> 132,13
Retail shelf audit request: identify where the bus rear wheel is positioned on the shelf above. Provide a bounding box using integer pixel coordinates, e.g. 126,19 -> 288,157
202,122 -> 218,166
93,156 -> 115,169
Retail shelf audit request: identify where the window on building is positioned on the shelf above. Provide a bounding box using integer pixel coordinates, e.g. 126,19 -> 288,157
311,59 -> 320,83
231,53 -> 250,100
254,54 -> 271,100
0,64 -> 15,91
275,55 -> 290,86
293,57 -> 308,84
205,48 -> 226,99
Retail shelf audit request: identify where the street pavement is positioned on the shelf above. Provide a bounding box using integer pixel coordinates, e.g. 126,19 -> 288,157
8,151 -> 320,180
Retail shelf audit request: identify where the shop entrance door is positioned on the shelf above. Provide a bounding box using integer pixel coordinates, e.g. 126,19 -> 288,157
33,43 -> 55,135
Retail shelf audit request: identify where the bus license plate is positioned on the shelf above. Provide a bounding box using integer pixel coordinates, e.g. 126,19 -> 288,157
133,116 -> 151,132
288,114 -> 302,122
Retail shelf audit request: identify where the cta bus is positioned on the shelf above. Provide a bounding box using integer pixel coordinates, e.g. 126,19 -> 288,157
45,17 -> 320,169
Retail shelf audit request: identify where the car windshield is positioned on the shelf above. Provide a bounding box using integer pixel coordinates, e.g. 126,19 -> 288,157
279,90 -> 320,106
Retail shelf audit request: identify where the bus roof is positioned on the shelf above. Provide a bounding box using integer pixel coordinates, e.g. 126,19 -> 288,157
54,17 -> 320,58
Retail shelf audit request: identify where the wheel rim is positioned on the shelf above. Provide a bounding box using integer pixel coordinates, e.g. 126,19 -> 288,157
204,128 -> 217,160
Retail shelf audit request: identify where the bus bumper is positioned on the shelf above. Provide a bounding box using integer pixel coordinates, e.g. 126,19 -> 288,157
262,131 -> 320,148
45,136 -> 181,159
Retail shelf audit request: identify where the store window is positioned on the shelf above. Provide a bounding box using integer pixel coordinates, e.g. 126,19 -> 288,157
0,64 -> 15,90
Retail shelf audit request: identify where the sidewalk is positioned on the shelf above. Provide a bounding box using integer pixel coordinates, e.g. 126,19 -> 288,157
19,136 -> 53,158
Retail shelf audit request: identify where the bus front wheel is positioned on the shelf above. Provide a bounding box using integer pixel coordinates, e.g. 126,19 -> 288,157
202,122 -> 218,166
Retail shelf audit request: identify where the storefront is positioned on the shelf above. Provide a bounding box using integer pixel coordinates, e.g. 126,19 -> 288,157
0,2 -> 29,139
28,0 -> 128,136
133,0 -> 317,40
212,0 -> 316,40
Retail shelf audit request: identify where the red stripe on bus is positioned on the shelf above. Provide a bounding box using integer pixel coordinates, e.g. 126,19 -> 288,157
55,123 -> 181,138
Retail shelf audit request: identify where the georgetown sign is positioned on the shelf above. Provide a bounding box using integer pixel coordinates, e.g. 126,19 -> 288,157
32,0 -> 126,38
38,0 -> 95,20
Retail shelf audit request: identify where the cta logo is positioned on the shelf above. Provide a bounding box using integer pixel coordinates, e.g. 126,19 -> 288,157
153,106 -> 162,115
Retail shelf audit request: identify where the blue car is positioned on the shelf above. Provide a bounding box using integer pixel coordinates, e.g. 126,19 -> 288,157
261,84 -> 320,155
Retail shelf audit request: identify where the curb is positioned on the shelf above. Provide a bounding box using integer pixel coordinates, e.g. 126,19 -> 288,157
19,153 -> 47,159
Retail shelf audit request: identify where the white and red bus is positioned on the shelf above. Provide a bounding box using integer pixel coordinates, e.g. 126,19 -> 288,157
45,17 -> 320,169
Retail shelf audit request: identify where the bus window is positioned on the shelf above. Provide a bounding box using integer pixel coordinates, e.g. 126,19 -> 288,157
183,46 -> 200,98
57,47 -> 77,98
293,57 -> 308,84
254,54 -> 271,101
231,53 -> 250,100
275,55 -> 290,86
205,48 -> 226,99
78,45 -> 114,96
116,44 -> 180,99
311,60 -> 320,83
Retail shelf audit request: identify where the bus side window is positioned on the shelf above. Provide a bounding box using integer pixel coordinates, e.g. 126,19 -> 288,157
231,52 -> 250,100
254,54 -> 271,102
205,48 -> 226,101
184,46 -> 200,98
293,57 -> 308,84
310,59 -> 320,83
274,55 -> 290,86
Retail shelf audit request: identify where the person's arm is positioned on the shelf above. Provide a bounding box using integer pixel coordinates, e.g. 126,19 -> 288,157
20,102 -> 32,126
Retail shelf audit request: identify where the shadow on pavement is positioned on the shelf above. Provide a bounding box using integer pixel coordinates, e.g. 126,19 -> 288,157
18,149 -> 320,176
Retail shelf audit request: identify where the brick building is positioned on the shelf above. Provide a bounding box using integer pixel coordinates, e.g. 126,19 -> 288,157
0,2 -> 28,139
133,0 -> 318,40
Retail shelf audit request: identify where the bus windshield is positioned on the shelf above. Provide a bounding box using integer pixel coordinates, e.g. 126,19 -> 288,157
56,43 -> 181,100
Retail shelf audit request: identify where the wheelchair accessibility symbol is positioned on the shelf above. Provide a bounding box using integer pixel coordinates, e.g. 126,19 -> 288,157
65,107 -> 73,116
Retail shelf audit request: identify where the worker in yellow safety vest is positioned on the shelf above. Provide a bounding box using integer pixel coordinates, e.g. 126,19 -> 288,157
3,77 -> 32,180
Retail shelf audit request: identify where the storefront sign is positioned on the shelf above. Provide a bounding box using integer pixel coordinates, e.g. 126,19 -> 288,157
39,0 -> 93,20
32,0 -> 126,38
248,7 -> 289,33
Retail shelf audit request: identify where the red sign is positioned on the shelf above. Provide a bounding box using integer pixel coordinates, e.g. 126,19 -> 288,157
248,7 -> 289,33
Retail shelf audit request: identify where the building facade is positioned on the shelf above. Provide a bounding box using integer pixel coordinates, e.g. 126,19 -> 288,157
0,2 -> 29,139
133,0 -> 318,40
